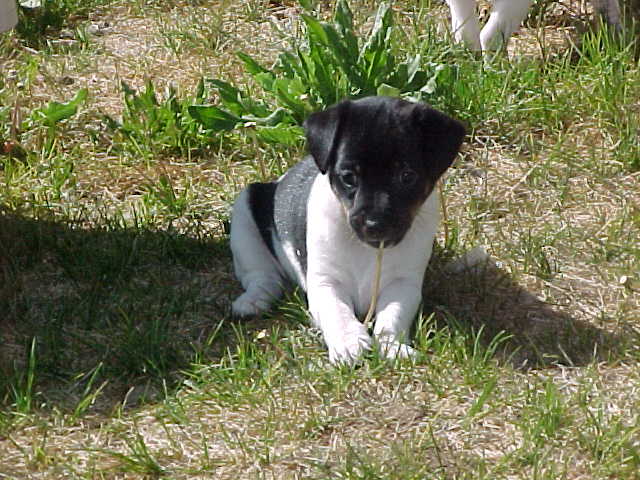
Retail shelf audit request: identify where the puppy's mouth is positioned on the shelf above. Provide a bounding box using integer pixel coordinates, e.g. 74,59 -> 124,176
363,238 -> 394,249
359,234 -> 404,249
349,215 -> 408,249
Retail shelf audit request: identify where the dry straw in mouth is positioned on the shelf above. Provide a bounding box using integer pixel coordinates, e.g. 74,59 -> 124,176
363,241 -> 384,329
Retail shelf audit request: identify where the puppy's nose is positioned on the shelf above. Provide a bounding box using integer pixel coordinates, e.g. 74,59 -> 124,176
363,217 -> 386,239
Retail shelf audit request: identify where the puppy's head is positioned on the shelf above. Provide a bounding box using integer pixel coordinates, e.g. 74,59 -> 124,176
304,96 -> 465,248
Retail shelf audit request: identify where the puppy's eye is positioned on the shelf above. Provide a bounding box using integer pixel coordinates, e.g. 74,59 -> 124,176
399,169 -> 417,187
340,171 -> 358,189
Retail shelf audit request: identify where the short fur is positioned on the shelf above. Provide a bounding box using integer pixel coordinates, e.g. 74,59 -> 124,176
230,96 -> 465,364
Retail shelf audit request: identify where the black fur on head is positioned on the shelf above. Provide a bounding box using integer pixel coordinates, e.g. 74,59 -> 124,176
304,96 -> 466,248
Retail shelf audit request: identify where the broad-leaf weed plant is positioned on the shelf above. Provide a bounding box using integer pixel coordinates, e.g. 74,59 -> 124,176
190,0 -> 448,145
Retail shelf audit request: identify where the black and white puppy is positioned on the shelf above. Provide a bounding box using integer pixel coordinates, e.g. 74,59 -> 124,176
230,96 -> 465,364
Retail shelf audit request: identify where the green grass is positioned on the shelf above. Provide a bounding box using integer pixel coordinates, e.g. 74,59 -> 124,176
12,0 -> 117,49
0,0 -> 639,478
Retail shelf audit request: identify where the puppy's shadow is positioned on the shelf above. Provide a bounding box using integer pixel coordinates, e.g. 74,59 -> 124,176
421,251 -> 622,368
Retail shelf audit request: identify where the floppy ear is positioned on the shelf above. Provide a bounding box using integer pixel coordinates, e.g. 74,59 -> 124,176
412,104 -> 466,180
303,100 -> 350,174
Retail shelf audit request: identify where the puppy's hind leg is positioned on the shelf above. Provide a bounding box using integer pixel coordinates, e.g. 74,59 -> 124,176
230,188 -> 284,317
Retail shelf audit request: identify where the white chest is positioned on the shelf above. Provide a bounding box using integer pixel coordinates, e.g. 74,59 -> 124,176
304,175 -> 440,316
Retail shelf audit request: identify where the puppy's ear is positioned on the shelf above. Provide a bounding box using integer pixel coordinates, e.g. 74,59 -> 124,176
303,100 -> 350,174
412,104 -> 466,180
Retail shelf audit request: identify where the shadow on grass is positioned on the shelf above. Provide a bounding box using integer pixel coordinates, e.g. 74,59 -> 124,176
0,208 -> 627,416
423,253 -> 625,369
0,209 -> 262,414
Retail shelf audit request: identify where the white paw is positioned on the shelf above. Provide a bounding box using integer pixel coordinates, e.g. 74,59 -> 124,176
376,337 -> 417,361
325,322 -> 372,366
231,293 -> 271,317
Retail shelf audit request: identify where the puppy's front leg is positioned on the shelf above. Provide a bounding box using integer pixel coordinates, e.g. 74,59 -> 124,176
307,280 -> 372,365
373,278 -> 422,360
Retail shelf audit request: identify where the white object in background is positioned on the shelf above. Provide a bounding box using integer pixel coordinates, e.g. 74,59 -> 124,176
445,0 -> 623,52
445,0 -> 533,51
0,0 -> 18,33
446,245 -> 496,274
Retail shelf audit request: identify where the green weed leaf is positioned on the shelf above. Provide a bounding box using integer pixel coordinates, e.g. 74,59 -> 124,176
255,124 -> 304,145
334,0 -> 355,39
241,108 -> 291,127
33,88 -> 88,126
301,14 -> 329,45
237,52 -> 271,76
376,83 -> 401,97
207,79 -> 243,106
421,64 -> 446,95
188,105 -> 240,131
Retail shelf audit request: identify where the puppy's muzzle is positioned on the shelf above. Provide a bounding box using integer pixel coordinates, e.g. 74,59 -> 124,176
350,212 -> 403,248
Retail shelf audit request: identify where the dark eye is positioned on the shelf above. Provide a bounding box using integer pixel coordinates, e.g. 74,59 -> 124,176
340,171 -> 358,189
399,169 -> 417,187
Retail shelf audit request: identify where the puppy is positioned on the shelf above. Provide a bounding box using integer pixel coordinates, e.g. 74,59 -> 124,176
230,96 -> 465,364
445,0 -> 622,51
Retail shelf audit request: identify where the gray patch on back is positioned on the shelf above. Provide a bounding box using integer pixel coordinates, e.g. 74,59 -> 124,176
272,156 -> 319,279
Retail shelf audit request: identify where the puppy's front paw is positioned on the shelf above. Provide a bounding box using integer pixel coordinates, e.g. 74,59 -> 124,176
376,337 -> 417,361
231,293 -> 271,317
325,322 -> 372,366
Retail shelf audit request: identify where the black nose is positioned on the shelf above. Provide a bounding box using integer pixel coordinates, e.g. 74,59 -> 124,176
363,217 -> 386,239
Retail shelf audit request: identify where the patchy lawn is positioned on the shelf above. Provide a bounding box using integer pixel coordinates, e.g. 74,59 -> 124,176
0,0 -> 639,478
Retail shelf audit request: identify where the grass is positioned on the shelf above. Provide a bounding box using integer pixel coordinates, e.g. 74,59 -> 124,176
0,0 -> 639,478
